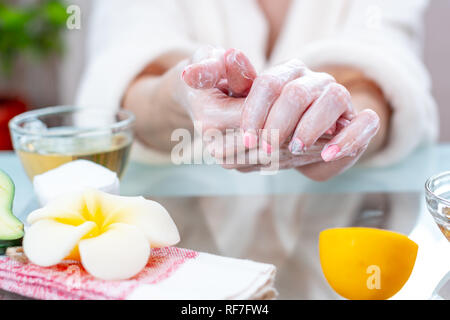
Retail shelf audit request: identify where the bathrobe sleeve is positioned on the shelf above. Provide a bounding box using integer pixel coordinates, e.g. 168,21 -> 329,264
300,0 -> 438,166
75,0 -> 196,110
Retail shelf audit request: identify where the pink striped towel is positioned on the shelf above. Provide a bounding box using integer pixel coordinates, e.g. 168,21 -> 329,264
0,247 -> 276,300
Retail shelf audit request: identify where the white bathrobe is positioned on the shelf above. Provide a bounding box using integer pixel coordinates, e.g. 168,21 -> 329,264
76,0 -> 438,166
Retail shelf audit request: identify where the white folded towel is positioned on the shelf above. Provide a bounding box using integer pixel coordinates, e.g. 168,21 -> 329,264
127,251 -> 277,300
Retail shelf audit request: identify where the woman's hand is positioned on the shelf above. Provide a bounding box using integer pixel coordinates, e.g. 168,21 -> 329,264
239,59 -> 380,162
123,46 -> 253,152
182,46 -> 256,97
182,46 -> 381,180
125,45 -> 382,180
176,46 -> 256,133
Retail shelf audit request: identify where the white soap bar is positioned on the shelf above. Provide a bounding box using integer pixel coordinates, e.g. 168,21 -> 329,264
33,160 -> 120,206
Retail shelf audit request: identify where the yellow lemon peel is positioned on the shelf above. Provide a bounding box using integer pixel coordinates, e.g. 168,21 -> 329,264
319,227 -> 418,300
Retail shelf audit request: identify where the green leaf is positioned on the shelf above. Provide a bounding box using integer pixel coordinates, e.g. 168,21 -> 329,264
0,0 -> 68,78
44,0 -> 69,26
0,6 -> 31,30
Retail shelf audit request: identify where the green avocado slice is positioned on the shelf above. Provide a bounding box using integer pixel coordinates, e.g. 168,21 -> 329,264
0,170 -> 24,244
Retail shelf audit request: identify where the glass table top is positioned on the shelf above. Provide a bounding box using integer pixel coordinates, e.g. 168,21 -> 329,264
0,144 -> 449,300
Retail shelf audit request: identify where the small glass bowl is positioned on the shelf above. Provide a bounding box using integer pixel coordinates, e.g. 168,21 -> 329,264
425,171 -> 450,241
9,106 -> 135,180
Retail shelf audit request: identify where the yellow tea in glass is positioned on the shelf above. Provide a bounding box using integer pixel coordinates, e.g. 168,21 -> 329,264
9,106 -> 135,180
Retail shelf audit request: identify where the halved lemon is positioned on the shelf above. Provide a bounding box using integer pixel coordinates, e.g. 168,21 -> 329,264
319,227 -> 418,300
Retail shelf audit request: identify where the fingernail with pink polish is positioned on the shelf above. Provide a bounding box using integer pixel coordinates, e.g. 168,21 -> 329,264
289,138 -> 304,155
243,131 -> 258,148
262,140 -> 272,154
181,68 -> 189,82
321,145 -> 340,162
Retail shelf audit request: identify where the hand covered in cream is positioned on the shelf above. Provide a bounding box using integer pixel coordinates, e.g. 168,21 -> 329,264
23,189 -> 180,280
175,45 -> 256,136
180,46 -> 380,180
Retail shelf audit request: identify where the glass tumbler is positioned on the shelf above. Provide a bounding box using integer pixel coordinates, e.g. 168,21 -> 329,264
9,106 -> 135,180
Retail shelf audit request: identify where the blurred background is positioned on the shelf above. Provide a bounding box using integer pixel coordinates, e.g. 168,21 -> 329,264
0,0 -> 449,150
